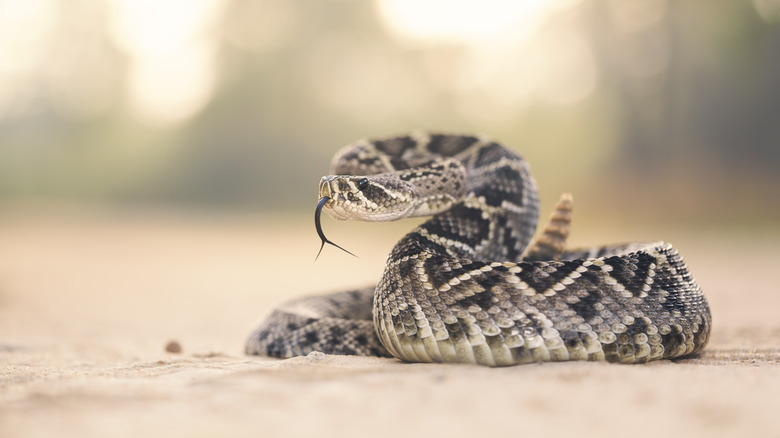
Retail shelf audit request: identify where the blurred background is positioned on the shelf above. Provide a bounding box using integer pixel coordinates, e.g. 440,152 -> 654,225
1,4 -> 780,424
2,3 -> 780,434
1,0 -> 779,224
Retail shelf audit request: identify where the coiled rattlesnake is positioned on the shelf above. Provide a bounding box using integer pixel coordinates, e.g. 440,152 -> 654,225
246,133 -> 711,366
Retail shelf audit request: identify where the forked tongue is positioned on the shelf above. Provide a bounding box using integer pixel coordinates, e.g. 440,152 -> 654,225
315,196 -> 357,261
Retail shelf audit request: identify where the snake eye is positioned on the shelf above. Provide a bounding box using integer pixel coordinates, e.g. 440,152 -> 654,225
357,178 -> 369,191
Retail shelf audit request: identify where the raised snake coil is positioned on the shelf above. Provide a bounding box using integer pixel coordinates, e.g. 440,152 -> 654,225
246,133 -> 711,366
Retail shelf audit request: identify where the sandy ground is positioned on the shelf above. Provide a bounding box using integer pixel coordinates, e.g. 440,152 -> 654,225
1,211 -> 779,438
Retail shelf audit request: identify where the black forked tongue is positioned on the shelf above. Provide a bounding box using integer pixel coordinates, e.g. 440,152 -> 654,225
315,196 -> 357,261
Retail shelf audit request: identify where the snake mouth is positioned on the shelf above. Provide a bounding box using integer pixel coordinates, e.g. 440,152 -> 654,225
315,196 -> 357,261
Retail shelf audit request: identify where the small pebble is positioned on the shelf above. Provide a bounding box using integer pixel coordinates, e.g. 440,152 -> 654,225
165,341 -> 182,353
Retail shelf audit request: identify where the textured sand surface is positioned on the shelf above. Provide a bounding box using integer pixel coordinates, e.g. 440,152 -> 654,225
1,214 -> 779,437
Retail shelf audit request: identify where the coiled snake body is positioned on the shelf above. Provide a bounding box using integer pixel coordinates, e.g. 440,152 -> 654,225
246,133 -> 711,366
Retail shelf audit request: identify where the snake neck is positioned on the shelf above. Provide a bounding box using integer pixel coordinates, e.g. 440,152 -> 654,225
399,142 -> 540,262
400,158 -> 469,218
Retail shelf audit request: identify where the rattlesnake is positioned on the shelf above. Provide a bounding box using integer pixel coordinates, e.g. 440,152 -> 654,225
246,133 -> 711,366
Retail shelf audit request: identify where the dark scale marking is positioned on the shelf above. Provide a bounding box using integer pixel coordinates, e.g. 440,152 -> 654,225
603,252 -> 655,297
427,134 -> 480,156
374,136 -> 417,156
265,339 -> 287,357
396,257 -> 417,287
357,156 -> 381,168
473,165 -> 525,207
489,264 -> 510,274
602,341 -> 620,360
466,270 -> 503,302
422,257 -> 482,291
561,330 -> 582,349
424,256 -> 459,289
360,184 -> 386,201
661,328 -> 686,357
389,156 -> 409,170
524,312 -> 549,334
354,333 -> 369,346
304,330 -> 320,345
626,317 -> 648,337
578,268 -> 604,286
392,231 -> 450,260
327,324 -> 345,341
495,214 -> 522,260
419,204 -> 491,250
449,281 -> 500,319
562,267 -> 610,322
474,142 -> 516,167
568,288 -> 603,322
661,290 -> 687,314
653,266 -> 690,314
521,261 -> 581,296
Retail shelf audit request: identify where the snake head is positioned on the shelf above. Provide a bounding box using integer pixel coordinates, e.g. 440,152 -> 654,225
318,175 -> 417,221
